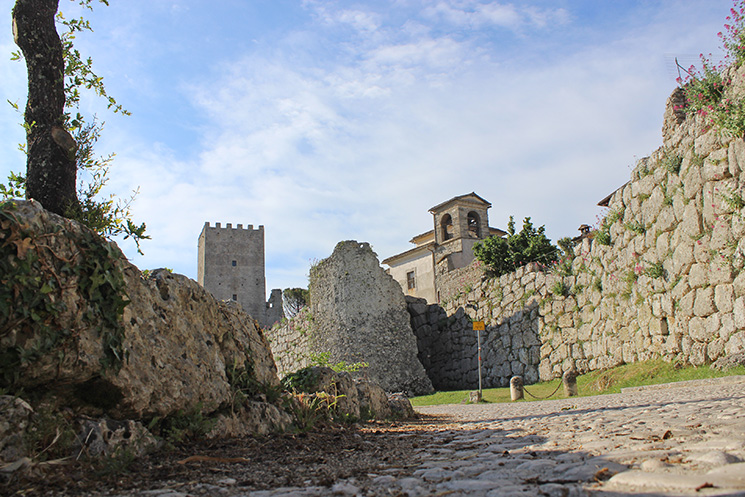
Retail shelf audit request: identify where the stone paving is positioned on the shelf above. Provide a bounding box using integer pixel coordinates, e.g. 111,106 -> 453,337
113,376 -> 745,497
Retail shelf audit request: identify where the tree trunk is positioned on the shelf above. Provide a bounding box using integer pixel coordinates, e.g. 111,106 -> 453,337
13,0 -> 78,216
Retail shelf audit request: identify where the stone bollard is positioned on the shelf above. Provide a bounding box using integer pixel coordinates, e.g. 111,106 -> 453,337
510,376 -> 524,401
563,370 -> 578,397
469,391 -> 482,403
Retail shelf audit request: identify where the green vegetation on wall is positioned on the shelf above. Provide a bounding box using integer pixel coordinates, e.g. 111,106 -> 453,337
0,201 -> 129,387
474,216 -> 559,277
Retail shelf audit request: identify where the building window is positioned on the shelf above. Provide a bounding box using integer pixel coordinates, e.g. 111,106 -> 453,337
232,260 -> 237,266
441,214 -> 453,241
467,211 -> 481,238
232,294 -> 237,301
406,271 -> 416,290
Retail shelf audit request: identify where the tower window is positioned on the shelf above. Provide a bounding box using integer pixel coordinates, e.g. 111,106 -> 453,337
441,214 -> 453,241
467,211 -> 481,238
406,271 -> 416,290
232,260 -> 237,266
232,294 -> 237,301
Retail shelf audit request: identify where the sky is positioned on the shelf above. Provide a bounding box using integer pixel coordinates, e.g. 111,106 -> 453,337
0,0 -> 736,295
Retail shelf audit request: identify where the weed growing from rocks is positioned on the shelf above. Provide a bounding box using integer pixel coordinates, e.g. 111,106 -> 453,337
624,220 -> 646,235
662,149 -> 683,174
643,261 -> 666,279
309,352 -> 368,373
550,280 -> 571,297
719,186 -> 745,211
286,392 -> 340,432
155,404 -> 216,444
23,404 -> 77,462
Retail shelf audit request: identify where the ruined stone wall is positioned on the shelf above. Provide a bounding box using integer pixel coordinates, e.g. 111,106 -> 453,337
268,241 -> 434,395
272,70 -> 745,393
266,308 -> 313,379
409,70 -> 745,389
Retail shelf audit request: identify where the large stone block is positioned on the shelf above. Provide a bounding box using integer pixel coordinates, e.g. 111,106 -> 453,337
683,161 -> 703,200
678,290 -> 696,317
735,272 -> 745,298
735,297 -> 745,329
725,331 -> 745,355
672,242 -> 695,274
693,287 -> 716,317
709,262 -> 735,285
715,284 -> 735,313
688,263 -> 709,289
681,202 -> 703,239
703,148 -> 730,181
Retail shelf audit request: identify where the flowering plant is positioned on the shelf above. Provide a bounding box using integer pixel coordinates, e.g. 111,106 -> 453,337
719,1 -> 745,66
676,1 -> 745,137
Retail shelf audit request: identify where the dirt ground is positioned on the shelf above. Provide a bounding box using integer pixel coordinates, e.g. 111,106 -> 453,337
2,416 -> 451,496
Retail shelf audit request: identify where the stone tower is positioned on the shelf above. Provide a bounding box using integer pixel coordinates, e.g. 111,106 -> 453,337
198,222 -> 267,326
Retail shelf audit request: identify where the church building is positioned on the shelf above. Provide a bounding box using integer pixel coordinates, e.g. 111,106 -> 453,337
382,193 -> 505,303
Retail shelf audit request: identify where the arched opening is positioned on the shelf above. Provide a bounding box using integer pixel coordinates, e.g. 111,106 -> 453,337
467,211 -> 481,238
441,214 -> 454,241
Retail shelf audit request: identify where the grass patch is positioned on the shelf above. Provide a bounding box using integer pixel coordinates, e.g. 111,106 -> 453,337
410,360 -> 745,406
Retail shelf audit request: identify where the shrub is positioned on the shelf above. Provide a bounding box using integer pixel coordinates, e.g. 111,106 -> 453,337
474,216 -> 559,277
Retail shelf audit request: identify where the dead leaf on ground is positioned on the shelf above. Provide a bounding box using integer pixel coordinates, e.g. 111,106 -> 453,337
594,467 -> 617,481
695,482 -> 716,491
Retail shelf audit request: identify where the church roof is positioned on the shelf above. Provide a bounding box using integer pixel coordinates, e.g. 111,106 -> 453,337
381,240 -> 434,266
428,192 -> 491,213
409,230 -> 434,246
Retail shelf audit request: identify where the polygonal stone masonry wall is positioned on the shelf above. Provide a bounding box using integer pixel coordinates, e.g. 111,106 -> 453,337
409,69 -> 745,389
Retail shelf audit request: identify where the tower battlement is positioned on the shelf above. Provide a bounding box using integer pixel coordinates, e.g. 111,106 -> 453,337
202,221 -> 264,231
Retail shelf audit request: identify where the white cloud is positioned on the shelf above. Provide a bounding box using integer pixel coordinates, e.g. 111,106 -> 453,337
422,1 -> 568,31
2,0 -> 734,295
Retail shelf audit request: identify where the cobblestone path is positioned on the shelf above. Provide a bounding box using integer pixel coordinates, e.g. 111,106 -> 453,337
109,376 -> 745,497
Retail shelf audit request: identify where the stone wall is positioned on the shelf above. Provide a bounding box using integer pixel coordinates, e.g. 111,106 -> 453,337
266,307 -> 314,377
408,69 -> 745,389
408,265 -> 545,389
268,241 -> 434,395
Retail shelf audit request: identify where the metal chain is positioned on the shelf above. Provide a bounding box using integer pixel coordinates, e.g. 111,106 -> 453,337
523,380 -> 563,400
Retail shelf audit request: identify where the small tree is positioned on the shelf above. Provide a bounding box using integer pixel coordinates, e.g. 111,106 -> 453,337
473,216 -> 559,277
283,287 -> 309,318
557,236 -> 577,258
7,0 -> 147,251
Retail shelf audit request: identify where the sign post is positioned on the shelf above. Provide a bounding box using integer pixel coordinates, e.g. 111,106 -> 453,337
472,320 -> 485,397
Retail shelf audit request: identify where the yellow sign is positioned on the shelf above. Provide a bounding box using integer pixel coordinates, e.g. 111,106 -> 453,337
472,321 -> 485,331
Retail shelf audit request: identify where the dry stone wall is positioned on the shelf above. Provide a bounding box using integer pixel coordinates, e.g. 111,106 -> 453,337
410,70 -> 745,389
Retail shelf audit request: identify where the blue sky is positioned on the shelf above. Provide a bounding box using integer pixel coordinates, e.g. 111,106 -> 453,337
0,0 -> 735,294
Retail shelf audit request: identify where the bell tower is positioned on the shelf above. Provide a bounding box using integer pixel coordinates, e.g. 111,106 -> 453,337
430,192 -> 491,245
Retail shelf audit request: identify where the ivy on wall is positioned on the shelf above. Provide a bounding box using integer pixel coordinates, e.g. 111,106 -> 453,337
0,201 -> 129,387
